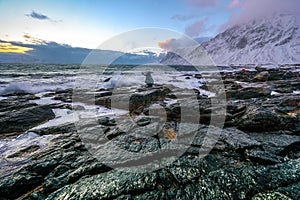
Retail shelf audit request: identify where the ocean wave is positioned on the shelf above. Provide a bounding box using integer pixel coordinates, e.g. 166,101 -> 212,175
0,82 -> 34,95
0,81 -> 69,96
101,72 -> 144,88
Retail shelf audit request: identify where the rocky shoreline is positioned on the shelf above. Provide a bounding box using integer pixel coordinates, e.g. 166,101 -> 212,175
0,65 -> 299,199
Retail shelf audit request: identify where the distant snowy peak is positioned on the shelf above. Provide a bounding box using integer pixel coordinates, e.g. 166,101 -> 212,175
128,48 -> 166,58
162,14 -> 300,66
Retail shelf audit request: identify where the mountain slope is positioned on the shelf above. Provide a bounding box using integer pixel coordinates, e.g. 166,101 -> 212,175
162,14 -> 300,65
0,40 -> 164,64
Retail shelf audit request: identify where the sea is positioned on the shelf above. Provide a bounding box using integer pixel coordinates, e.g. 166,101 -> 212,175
0,63 -> 229,96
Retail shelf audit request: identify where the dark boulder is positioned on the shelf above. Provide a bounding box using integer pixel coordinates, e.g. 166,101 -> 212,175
254,71 -> 270,82
227,87 -> 271,100
0,104 -> 55,136
237,108 -> 284,132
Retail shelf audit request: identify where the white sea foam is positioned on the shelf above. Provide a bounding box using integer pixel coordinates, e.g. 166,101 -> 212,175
293,91 -> 300,95
30,97 -> 128,129
101,72 -> 144,88
0,81 -> 74,96
0,82 -> 33,95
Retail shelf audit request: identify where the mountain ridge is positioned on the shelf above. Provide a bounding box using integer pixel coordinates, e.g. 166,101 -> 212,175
161,14 -> 300,66
0,40 -> 164,65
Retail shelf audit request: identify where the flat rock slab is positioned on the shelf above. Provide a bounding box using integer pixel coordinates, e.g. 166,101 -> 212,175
0,104 -> 55,136
47,159 -> 300,200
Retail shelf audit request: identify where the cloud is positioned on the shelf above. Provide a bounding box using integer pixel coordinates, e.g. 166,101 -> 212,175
171,14 -> 200,21
227,0 -> 240,9
26,10 -> 50,20
187,0 -> 240,9
221,0 -> 300,30
158,37 -> 210,51
186,0 -> 218,7
185,17 -> 210,37
158,38 -> 180,51
23,34 -> 31,39
23,34 -> 46,45
158,37 -> 202,51
26,10 -> 60,22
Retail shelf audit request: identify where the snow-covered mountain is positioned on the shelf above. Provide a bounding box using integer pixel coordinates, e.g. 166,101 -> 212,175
193,37 -> 211,44
127,48 -> 167,63
162,14 -> 300,66
128,48 -> 166,57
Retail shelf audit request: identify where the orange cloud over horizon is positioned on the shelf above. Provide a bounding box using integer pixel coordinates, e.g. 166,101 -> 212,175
23,34 -> 31,39
158,39 -> 175,51
158,37 -> 198,51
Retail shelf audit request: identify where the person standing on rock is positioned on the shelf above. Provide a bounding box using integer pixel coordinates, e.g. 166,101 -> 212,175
143,72 -> 154,87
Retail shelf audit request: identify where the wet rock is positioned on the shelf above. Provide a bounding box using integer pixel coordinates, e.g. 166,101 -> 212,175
248,133 -> 300,157
1,67 -> 300,199
254,71 -> 270,82
136,117 -> 151,126
47,170 -> 157,200
105,127 -> 125,140
270,70 -> 299,81
191,126 -> 260,153
273,79 -> 300,93
237,108 -> 292,132
279,141 -> 300,159
95,90 -> 113,98
53,91 -> 73,102
128,87 -> 170,113
31,123 -> 77,136
218,128 -> 261,150
7,144 -> 40,158
275,96 -> 300,115
0,130 -> 109,199
50,103 -> 73,110
255,64 -> 279,72
1,90 -> 32,97
276,182 -> 300,200
0,104 -> 55,136
97,116 -> 111,126
227,103 -> 247,116
95,87 -> 170,112
279,96 -> 300,107
95,96 -> 111,108
234,70 -> 257,82
0,99 -> 36,113
167,153 -> 232,184
245,149 -> 283,165
78,127 -> 162,168
252,191 -> 292,200
51,89 -> 113,104
103,77 -> 111,82
72,105 -> 85,110
42,157 -> 111,195
165,102 -> 181,121
0,172 -> 44,199
0,132 -> 59,178
227,87 -> 271,100
122,159 -> 300,200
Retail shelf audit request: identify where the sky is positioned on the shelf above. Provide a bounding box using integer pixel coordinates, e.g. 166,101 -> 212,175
0,0 -> 299,52
0,0 -> 238,50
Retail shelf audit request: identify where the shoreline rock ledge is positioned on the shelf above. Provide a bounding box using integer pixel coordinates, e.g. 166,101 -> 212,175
0,66 -> 299,199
